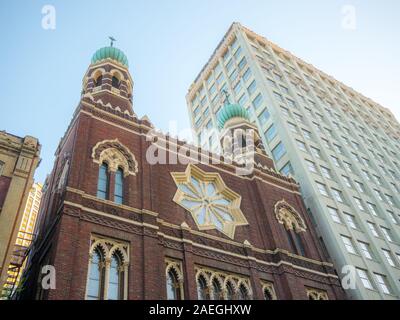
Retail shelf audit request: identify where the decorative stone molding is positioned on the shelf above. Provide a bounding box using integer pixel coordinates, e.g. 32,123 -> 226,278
274,199 -> 307,233
91,139 -> 138,176
82,93 -> 135,117
165,258 -> 184,283
306,288 -> 329,300
89,236 -> 129,264
194,266 -> 252,300
165,258 -> 185,299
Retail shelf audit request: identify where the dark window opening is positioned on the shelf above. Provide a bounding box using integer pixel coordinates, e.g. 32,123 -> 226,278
95,75 -> 103,87
112,76 -> 120,89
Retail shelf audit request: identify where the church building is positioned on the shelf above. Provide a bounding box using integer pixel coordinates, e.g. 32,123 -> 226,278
20,44 -> 345,300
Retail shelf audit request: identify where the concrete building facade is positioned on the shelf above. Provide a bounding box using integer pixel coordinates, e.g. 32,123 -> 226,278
0,131 -> 41,291
186,22 -> 400,299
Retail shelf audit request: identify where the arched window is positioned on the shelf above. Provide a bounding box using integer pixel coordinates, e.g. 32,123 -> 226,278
107,253 -> 122,300
285,223 -> 306,256
237,284 -> 249,300
241,135 -> 247,148
86,239 -> 129,300
286,228 -> 298,254
293,229 -> 306,256
211,279 -> 223,300
114,168 -> 124,204
166,269 -> 181,300
97,163 -> 109,200
226,282 -> 235,300
112,76 -> 120,88
197,275 -> 209,300
87,248 -> 104,300
307,289 -> 328,300
95,75 -> 103,87
264,288 -> 274,300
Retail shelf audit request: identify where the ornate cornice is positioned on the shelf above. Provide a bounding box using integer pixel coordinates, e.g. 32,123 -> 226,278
61,190 -> 338,283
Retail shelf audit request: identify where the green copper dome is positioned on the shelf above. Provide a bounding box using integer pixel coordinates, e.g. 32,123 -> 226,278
217,102 -> 250,129
91,46 -> 129,67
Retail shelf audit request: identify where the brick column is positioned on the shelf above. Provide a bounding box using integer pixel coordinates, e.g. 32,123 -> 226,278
142,213 -> 165,299
243,241 -> 264,300
181,225 -> 197,300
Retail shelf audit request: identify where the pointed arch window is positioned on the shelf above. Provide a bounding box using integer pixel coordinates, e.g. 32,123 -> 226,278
97,163 -> 109,200
293,228 -> 306,256
307,288 -> 328,300
211,278 -> 223,300
263,285 -> 276,300
264,289 -> 273,300
195,267 -> 252,301
286,223 -> 306,256
86,238 -> 129,300
286,226 -> 298,253
226,282 -> 235,300
114,168 -> 124,204
274,200 -> 307,256
197,275 -> 210,300
108,252 -> 123,300
166,269 -> 182,300
87,248 -> 105,300
237,284 -> 250,300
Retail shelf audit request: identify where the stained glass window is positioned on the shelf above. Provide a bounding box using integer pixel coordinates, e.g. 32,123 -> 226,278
172,165 -> 248,239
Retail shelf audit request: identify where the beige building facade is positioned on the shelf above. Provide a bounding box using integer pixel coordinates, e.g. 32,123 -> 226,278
186,22 -> 400,299
2,183 -> 42,297
0,131 -> 41,292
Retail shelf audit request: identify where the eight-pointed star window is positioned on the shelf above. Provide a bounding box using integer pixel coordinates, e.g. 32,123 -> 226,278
171,164 -> 248,239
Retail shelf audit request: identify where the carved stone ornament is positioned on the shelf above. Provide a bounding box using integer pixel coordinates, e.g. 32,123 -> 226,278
91,139 -> 138,176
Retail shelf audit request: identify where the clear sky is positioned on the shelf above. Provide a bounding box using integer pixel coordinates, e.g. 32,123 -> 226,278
0,0 -> 399,184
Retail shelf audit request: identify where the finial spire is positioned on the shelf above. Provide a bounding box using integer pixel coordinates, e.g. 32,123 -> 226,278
109,36 -> 116,47
222,89 -> 231,105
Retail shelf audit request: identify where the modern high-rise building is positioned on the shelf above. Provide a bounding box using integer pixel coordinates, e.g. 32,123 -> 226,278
17,183 -> 42,246
2,183 -> 42,297
186,22 -> 400,300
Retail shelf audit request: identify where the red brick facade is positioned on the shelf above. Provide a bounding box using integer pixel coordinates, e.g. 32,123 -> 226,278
20,57 -> 345,300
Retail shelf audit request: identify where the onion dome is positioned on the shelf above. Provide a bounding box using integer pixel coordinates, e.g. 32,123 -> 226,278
217,101 -> 250,129
91,46 -> 129,67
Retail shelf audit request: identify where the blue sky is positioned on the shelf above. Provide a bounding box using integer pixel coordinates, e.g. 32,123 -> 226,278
0,0 -> 399,183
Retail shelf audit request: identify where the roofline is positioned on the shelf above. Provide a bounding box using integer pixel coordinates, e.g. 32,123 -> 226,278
186,22 -> 240,101
186,22 -> 395,118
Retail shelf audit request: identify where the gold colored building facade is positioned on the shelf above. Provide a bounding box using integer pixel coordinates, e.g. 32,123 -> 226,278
0,131 -> 41,293
2,183 -> 43,297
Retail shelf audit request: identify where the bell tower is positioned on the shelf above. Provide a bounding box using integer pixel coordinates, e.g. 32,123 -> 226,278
217,92 -> 274,173
81,37 -> 134,115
